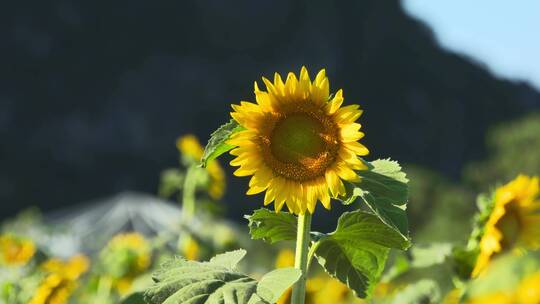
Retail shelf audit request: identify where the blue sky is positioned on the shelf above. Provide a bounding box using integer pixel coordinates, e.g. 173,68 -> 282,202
402,0 -> 540,89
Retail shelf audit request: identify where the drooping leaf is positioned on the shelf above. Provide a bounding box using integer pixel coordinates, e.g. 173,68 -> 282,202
201,119 -> 244,167
208,249 -> 246,269
390,280 -> 441,304
339,158 -> 409,238
245,209 -> 297,244
256,268 -> 302,303
313,210 -> 410,298
144,249 -> 301,304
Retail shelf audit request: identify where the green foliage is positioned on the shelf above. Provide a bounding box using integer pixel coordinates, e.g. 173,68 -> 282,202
313,210 -> 410,298
405,166 -> 475,243
158,168 -> 184,199
201,119 -> 244,167
390,280 -> 440,304
256,268 -> 302,303
121,292 -> 146,304
143,249 -> 301,304
464,112 -> 540,189
451,191 -> 495,279
245,209 -> 297,244
410,243 -> 452,268
339,159 -> 409,238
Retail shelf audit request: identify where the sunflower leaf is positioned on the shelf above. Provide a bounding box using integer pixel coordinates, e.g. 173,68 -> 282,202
339,158 -> 410,238
257,268 -> 302,303
121,292 -> 146,304
144,249 -> 301,304
313,210 -> 410,298
201,119 -> 244,167
245,209 -> 297,244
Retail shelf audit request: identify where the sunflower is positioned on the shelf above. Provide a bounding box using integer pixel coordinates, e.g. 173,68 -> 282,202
472,175 -> 540,277
515,271 -> 540,304
0,234 -> 36,266
29,255 -> 89,304
179,235 -> 200,261
177,134 -> 226,200
228,67 -> 368,214
466,271 -> 540,304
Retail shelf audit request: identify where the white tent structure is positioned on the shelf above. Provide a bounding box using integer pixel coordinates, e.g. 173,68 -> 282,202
43,192 -> 184,257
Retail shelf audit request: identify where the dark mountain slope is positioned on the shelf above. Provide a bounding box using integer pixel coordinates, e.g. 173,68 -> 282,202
1,0 -> 538,219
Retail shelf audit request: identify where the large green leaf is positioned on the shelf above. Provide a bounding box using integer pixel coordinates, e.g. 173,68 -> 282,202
313,210 -> 410,298
339,158 -> 409,237
121,292 -> 146,304
144,249 -> 301,304
245,209 -> 297,244
201,119 -> 244,167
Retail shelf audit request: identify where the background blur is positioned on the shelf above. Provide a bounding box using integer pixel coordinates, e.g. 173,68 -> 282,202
2,0 -> 539,239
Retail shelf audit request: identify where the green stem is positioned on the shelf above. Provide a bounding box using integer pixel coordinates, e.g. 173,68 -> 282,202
306,239 -> 321,273
182,165 -> 198,221
291,213 -> 312,304
97,276 -> 112,302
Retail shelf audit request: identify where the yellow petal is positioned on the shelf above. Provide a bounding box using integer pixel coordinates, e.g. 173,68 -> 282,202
273,73 -> 285,95
335,164 -> 360,182
344,142 -> 370,156
325,89 -> 344,114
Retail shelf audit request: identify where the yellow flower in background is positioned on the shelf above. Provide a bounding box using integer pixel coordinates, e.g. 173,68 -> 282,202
180,235 -> 200,261
29,273 -> 75,304
101,232 -> 151,294
473,175 -> 540,277
466,292 -> 513,304
29,255 -> 90,304
0,234 -> 36,266
177,134 -> 226,200
466,271 -> 540,304
177,134 -> 205,161
275,249 -> 295,268
515,271 -> 540,304
106,232 -> 151,275
41,254 -> 90,280
228,67 -> 369,214
307,276 -> 353,304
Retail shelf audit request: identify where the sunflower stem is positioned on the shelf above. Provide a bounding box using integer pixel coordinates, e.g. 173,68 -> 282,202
182,165 -> 198,221
291,212 -> 312,304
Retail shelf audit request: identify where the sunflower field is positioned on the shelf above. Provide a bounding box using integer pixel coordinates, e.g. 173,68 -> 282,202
1,67 -> 539,304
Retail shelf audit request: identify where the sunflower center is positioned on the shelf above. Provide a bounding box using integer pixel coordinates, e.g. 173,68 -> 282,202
271,114 -> 326,163
263,112 -> 339,181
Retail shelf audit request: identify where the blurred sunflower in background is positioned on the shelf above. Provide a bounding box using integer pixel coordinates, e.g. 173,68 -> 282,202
467,271 -> 540,304
100,232 -> 151,294
472,175 -> 540,277
29,255 -> 89,304
0,234 -> 36,266
177,134 -> 226,200
178,235 -> 200,261
229,67 -> 369,214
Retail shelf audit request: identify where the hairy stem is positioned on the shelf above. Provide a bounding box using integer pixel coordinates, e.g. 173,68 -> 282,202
291,212 -> 312,304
